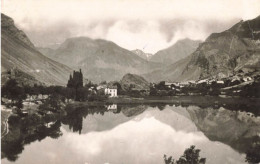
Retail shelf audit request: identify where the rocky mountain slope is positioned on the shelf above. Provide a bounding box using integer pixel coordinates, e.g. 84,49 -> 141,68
120,73 -> 150,91
39,37 -> 161,82
150,39 -> 201,64
131,49 -> 153,61
1,13 -> 72,86
145,16 -> 260,82
36,47 -> 56,59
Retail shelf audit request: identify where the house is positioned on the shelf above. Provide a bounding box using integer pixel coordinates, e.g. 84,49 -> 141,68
107,104 -> 117,110
216,80 -> 224,84
197,79 -> 208,84
105,86 -> 118,97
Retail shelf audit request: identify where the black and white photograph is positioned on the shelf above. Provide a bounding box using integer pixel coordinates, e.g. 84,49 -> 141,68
1,0 -> 260,163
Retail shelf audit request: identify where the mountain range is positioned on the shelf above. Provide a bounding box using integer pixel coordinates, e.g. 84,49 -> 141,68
2,13 -> 260,85
37,37 -> 162,83
144,16 -> 260,82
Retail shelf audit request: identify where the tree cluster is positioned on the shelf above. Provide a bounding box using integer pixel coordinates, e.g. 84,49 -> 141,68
164,145 -> 206,164
67,69 -> 83,89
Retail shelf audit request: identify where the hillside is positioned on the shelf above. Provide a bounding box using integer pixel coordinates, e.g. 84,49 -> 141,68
1,69 -> 43,86
120,73 -> 150,91
36,47 -> 56,59
150,39 -> 201,64
1,13 -> 72,86
39,37 -> 161,82
145,16 -> 260,82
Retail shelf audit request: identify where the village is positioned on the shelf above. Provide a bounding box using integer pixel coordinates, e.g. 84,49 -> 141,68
2,68 -> 259,104
1,68 -> 259,119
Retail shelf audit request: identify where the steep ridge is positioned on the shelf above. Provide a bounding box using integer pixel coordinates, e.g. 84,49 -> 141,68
1,13 -> 72,86
185,16 -> 260,79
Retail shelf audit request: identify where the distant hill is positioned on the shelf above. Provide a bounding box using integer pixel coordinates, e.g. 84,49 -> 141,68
150,39 -> 201,64
39,37 -> 161,82
145,16 -> 260,82
131,49 -> 153,61
120,73 -> 150,91
1,13 -> 72,86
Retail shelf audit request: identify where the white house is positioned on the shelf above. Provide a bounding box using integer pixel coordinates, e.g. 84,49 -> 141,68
105,86 -> 117,97
197,79 -> 207,84
216,80 -> 224,84
107,104 -> 117,110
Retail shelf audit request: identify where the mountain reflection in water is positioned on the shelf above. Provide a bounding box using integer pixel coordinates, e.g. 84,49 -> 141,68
1,103 -> 260,164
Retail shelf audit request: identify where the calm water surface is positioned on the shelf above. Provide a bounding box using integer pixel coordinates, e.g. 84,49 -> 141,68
1,104 -> 260,164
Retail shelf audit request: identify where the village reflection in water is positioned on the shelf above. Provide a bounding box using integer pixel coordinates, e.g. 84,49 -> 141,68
1,102 -> 260,164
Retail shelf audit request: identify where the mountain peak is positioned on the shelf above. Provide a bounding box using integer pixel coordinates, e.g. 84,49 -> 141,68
131,49 -> 153,61
150,39 -> 201,64
38,35 -> 160,82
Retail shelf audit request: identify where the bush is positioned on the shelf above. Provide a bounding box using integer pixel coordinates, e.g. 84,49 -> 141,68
2,79 -> 26,103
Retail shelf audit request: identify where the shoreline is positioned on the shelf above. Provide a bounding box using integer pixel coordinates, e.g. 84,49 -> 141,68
70,95 -> 260,106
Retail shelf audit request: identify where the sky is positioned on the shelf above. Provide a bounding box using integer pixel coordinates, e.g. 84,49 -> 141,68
1,0 -> 260,53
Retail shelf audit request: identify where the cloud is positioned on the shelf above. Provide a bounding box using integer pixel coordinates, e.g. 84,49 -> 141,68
2,0 -> 260,53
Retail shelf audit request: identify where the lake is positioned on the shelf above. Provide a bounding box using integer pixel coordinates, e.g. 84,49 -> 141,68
1,102 -> 260,164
